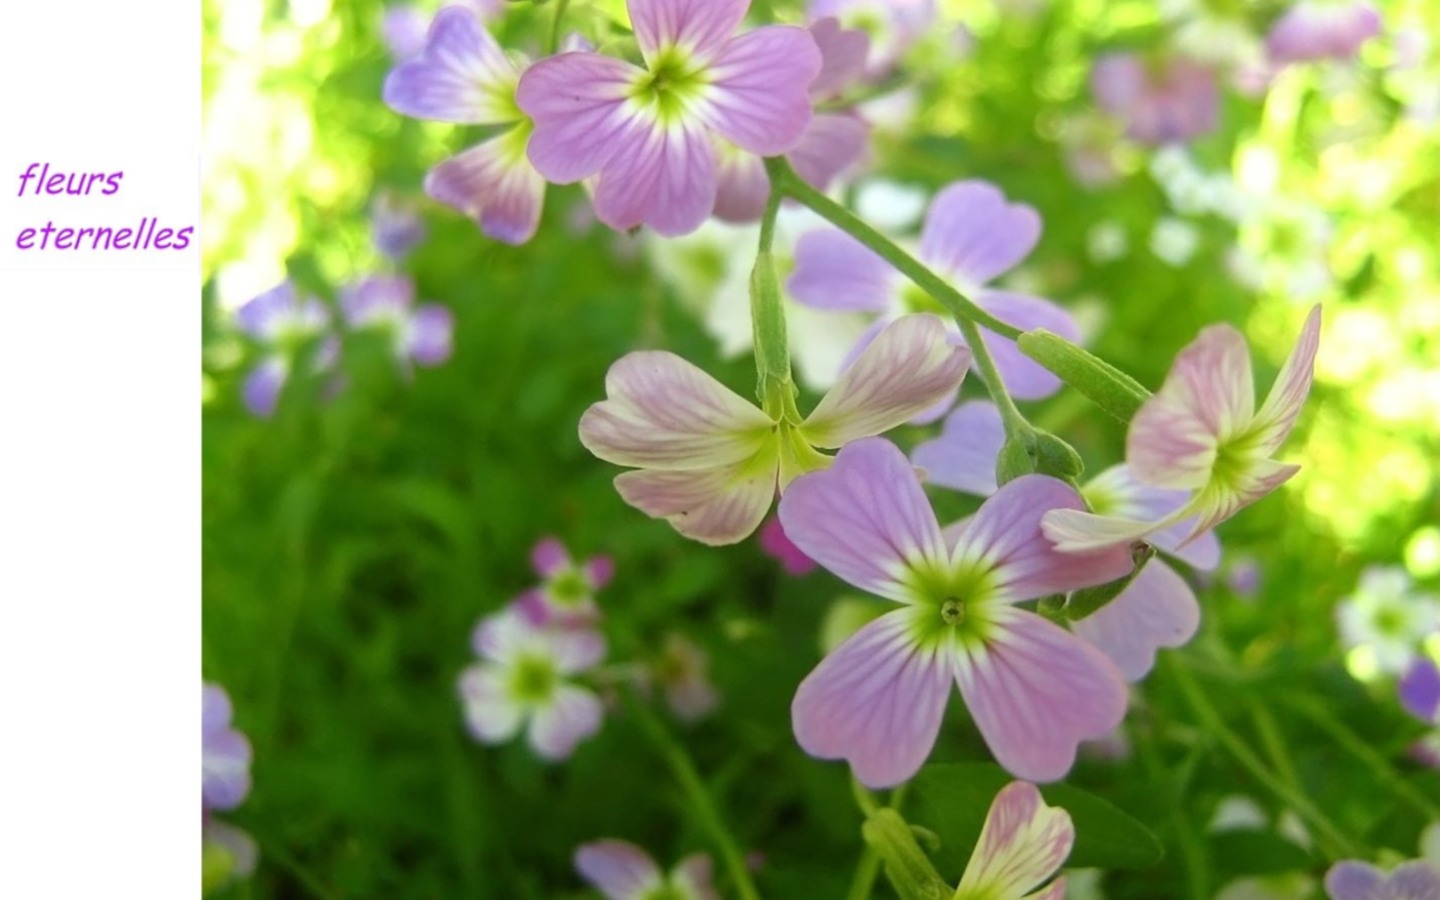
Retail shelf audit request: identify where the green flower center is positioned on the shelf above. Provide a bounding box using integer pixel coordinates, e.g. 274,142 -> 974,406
905,558 -> 1002,649
633,49 -> 710,122
509,654 -> 558,704
901,282 -> 947,316
1210,429 -> 1267,493
549,570 -> 589,606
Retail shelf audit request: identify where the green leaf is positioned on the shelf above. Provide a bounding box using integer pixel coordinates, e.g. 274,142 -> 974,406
907,763 -> 1165,873
1208,830 -> 1313,877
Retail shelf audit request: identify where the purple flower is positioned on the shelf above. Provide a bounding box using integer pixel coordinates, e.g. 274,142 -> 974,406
1400,657 -> 1440,724
340,275 -> 453,369
580,314 -> 970,545
1043,306 -> 1322,554
202,683 -> 252,813
370,189 -> 427,260
235,282 -> 333,418
1267,2 -> 1382,64
953,782 -> 1074,900
516,536 -> 614,626
779,438 -> 1132,786
459,606 -> 606,760
788,179 -> 1081,404
575,840 -> 718,900
1324,860 -> 1440,900
807,0 -> 938,76
1091,52 -> 1220,145
516,0 -> 823,237
382,1 -> 504,60
384,7 -> 546,244
912,400 -> 1217,681
759,516 -> 818,576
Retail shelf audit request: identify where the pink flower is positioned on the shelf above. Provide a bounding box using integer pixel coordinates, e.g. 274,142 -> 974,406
340,275 -> 454,369
384,8 -> 546,244
779,438 -> 1132,786
759,516 -> 818,576
517,537 -> 614,626
1267,2 -> 1382,64
1043,306 -> 1322,555
1091,52 -> 1220,145
580,314 -> 970,545
575,840 -> 718,900
953,782 -> 1074,900
516,0 -> 823,236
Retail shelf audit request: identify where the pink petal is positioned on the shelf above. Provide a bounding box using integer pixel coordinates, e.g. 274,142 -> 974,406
671,854 -> 720,900
516,53 -> 644,183
1071,560 -> 1199,681
584,556 -> 616,590
778,438 -> 947,602
1266,2 -> 1382,63
630,0 -> 748,64
954,781 -> 1074,899
425,134 -> 545,244
1083,465 -> 1221,570
531,537 -> 570,577
547,628 -> 607,675
712,146 -> 771,223
528,685 -> 603,760
792,608 -> 953,788
911,400 -> 1005,497
759,516 -> 819,576
1180,458 -> 1300,541
1250,304 -> 1322,456
703,26 -> 823,156
579,351 -> 773,470
788,113 -> 869,193
801,314 -> 971,448
954,608 -> 1128,782
1039,508 -> 1166,555
953,476 -> 1134,601
807,17 -> 871,99
576,839 -> 664,900
788,228 -> 902,313
920,180 -> 1041,287
382,7 -> 518,124
615,462 -> 776,546
457,665 -> 525,743
592,117 -> 718,236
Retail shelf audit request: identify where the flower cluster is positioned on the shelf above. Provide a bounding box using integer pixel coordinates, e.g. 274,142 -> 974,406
202,683 -> 257,895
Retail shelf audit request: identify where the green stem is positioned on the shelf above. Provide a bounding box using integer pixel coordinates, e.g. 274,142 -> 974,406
546,0 -> 570,54
846,846 -> 882,900
955,315 -> 1029,438
1166,658 -> 1362,859
1290,697 -> 1440,821
626,694 -> 762,900
752,177 -> 796,418
765,157 -> 1021,341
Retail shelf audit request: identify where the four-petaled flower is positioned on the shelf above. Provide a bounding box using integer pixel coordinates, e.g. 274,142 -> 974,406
517,536 -> 615,627
1324,859 -> 1440,900
340,275 -> 454,370
458,607 -> 606,760
575,840 -> 718,900
1043,305 -> 1322,554
384,7 -> 547,244
1337,566 -> 1440,675
234,281 -> 336,418
953,781 -> 1074,900
516,0 -> 823,236
780,438 -> 1132,786
580,314 -> 970,545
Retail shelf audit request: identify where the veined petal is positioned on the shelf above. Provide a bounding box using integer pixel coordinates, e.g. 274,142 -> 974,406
1083,465 -> 1220,570
576,840 -> 664,900
382,7 -> 518,124
425,132 -> 546,245
953,476 -> 1134,601
592,117 -> 718,236
1179,458 -> 1300,541
1071,560 -> 1199,681
788,113 -> 869,193
1128,324 -> 1255,489
954,608 -> 1128,782
791,608 -> 953,788
516,53 -> 644,183
973,291 -> 1080,401
920,181 -> 1041,286
788,228 -> 902,313
458,665 -> 526,743
703,26 -> 823,156
912,401 -> 1006,497
579,351 -> 773,469
615,460 -> 776,546
954,782 -> 1074,900
778,438 -> 947,602
801,314 -> 971,448
528,684 -> 603,760
631,0 -> 748,65
1039,508 -> 1176,554
1250,304 -> 1322,456
712,144 -> 771,223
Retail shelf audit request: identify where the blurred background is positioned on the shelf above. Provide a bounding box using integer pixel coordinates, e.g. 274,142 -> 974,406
202,0 -> 1440,896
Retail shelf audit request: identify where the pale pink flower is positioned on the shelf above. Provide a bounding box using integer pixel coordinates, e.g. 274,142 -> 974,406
575,840 -> 718,900
952,782 -> 1074,900
517,537 -> 614,626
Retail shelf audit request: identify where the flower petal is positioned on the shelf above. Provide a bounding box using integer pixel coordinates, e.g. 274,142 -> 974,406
1323,861 -> 1385,900
954,608 -> 1128,782
1128,324 -> 1255,489
973,291 -> 1080,401
702,25 -> 823,156
202,684 -> 233,737
954,782 -> 1074,899
1250,304 -> 1322,456
1021,878 -> 1068,900
671,853 -> 721,900
1071,560 -> 1199,681
547,628 -> 607,675
630,0 -> 748,64
778,438 -> 947,602
382,7 -> 518,124
584,556 -> 616,590
1400,658 -> 1440,724
912,400 -> 1005,497
1387,861 -> 1440,899
458,665 -> 525,743
788,113 -> 869,192
1083,465 -> 1221,570
615,461 -> 776,546
528,684 -> 603,760
242,358 -> 288,418
575,840 -> 664,900
425,134 -> 546,244
202,729 -> 253,812
579,351 -> 773,470
531,538 -> 569,577
592,117 -> 718,236
1266,2 -> 1381,63
407,305 -> 454,365
788,228 -> 901,313
920,180 -> 1041,287
712,145 -> 771,223
801,314 -> 971,448
1180,458 -> 1300,541
953,476 -> 1134,601
516,53 -> 644,183
792,608 -> 953,788
807,17 -> 871,99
